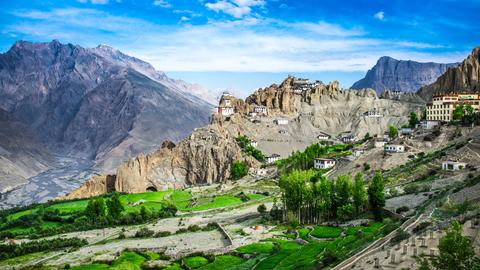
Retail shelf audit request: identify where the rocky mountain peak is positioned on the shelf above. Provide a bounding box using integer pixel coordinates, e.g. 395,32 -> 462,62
418,46 -> 480,101
351,56 -> 458,95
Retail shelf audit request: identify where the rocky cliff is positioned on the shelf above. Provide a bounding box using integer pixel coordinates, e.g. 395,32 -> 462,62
351,56 -> 458,95
62,123 -> 256,199
418,47 -> 480,101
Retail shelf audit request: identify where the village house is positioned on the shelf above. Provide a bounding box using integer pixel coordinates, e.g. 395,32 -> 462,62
374,139 -> 387,148
317,132 -> 331,141
384,144 -> 405,153
253,105 -> 268,115
251,167 -> 268,177
217,106 -> 234,117
442,161 -> 467,171
363,108 -> 382,117
274,118 -> 289,125
400,128 -> 413,136
267,154 -> 281,164
314,158 -> 336,169
340,133 -> 356,143
426,93 -> 480,122
250,139 -> 258,147
352,148 -> 364,157
419,120 -> 439,129
383,132 -> 391,141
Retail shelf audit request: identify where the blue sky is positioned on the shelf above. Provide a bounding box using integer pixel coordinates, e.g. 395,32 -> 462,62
0,0 -> 479,96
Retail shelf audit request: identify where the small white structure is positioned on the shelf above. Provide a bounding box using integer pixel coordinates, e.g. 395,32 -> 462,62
442,161 -> 467,171
384,144 -> 405,153
251,167 -> 268,177
352,148 -> 364,157
419,120 -> 439,129
383,132 -> 391,141
250,139 -> 258,147
274,118 -> 289,125
364,109 -> 382,117
253,105 -> 268,115
314,158 -> 336,169
374,139 -> 387,148
267,154 -> 281,164
317,132 -> 331,141
217,106 -> 234,116
400,128 -> 413,136
341,133 -> 356,143
248,112 -> 257,118
222,91 -> 233,97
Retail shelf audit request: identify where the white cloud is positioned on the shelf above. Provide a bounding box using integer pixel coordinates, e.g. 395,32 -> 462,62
5,8 -> 463,73
153,0 -> 171,8
374,11 -> 385,21
205,0 -> 265,18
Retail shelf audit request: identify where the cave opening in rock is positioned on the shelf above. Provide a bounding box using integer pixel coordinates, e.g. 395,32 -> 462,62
146,186 -> 157,192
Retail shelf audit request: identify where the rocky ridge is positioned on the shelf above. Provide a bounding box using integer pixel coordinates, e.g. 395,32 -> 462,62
418,47 -> 480,101
351,56 -> 458,95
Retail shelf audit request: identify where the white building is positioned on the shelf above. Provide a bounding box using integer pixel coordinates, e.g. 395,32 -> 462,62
274,118 -> 289,125
314,158 -> 336,169
267,154 -> 281,164
250,139 -> 258,147
383,132 -> 391,141
419,120 -> 439,129
251,167 -> 268,177
253,105 -> 268,115
374,139 -> 387,148
317,132 -> 331,141
352,148 -> 364,157
384,144 -> 405,153
248,112 -> 257,118
217,106 -> 234,116
364,109 -> 382,117
341,133 -> 356,143
427,93 -> 480,122
400,128 -> 413,136
442,161 -> 467,171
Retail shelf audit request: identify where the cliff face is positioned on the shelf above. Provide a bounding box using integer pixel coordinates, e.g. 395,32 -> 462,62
418,47 -> 480,101
351,56 -> 458,95
63,124 -> 251,199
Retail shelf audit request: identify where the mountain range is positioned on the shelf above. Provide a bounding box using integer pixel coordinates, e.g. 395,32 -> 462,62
351,56 -> 458,94
0,40 -> 213,196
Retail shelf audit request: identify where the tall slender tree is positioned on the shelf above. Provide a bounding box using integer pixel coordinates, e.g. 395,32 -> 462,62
353,173 -> 367,214
367,172 -> 385,221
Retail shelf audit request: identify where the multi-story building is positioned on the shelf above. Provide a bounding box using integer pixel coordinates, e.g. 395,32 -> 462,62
426,93 -> 480,122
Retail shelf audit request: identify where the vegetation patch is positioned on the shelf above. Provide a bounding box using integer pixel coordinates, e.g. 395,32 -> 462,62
182,256 -> 210,269
310,226 -> 342,238
236,243 -> 274,254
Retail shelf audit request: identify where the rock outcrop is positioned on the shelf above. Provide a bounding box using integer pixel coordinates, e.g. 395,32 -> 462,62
58,175 -> 116,200
63,124 -> 256,198
351,56 -> 458,95
418,47 -> 480,101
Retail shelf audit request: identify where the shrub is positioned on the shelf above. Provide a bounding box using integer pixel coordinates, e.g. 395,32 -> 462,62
187,225 -> 201,232
396,206 -> 410,214
412,221 -> 431,233
118,233 -> 126,239
154,231 -> 171,237
230,161 -> 248,180
257,204 -> 267,214
391,229 -> 410,244
134,227 -> 154,238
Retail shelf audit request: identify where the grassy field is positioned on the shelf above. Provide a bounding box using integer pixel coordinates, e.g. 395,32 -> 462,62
182,256 -> 210,268
1,189 -> 267,237
236,242 -> 275,254
310,226 -> 343,238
